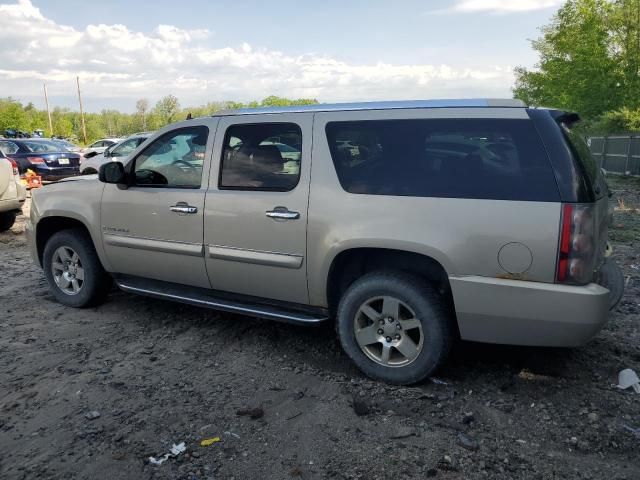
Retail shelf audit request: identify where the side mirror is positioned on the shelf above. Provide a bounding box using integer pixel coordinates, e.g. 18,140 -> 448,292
99,161 -> 126,184
103,148 -> 111,158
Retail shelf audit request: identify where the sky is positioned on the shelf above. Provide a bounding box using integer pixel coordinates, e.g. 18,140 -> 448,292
0,0 -> 563,113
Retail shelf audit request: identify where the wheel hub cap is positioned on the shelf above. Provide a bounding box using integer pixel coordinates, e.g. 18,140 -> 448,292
51,246 -> 84,296
353,295 -> 424,367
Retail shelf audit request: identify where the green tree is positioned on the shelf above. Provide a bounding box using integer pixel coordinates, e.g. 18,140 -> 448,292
51,108 -> 74,138
259,95 -> 319,107
0,98 -> 28,132
513,0 -> 623,119
153,94 -> 180,126
135,98 -> 149,131
610,0 -> 640,109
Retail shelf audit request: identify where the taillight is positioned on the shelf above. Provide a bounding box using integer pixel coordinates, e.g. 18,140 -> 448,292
8,159 -> 19,176
556,203 -> 596,284
27,156 -> 46,164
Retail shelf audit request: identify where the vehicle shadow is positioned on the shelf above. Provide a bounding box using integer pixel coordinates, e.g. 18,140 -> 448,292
102,289 -> 580,386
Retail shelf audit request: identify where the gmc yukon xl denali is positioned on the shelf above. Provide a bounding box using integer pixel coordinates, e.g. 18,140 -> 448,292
27,99 -> 624,385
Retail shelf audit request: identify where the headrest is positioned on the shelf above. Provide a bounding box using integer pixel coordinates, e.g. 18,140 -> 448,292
253,145 -> 283,168
191,132 -> 208,146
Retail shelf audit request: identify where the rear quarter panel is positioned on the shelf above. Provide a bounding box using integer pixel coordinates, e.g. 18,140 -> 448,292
308,108 -> 561,307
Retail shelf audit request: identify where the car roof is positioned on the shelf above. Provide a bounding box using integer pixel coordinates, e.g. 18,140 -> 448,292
126,133 -> 152,139
212,98 -> 527,117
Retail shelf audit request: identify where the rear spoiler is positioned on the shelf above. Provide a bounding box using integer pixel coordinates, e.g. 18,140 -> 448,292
547,110 -> 581,128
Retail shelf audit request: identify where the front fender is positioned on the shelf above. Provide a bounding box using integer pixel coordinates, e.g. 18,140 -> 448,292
31,181 -> 112,271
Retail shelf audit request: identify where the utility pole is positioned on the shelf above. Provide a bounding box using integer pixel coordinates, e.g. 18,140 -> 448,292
43,83 -> 53,137
76,76 -> 87,144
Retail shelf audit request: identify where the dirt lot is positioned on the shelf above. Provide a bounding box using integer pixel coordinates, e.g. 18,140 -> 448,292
1,179 -> 639,480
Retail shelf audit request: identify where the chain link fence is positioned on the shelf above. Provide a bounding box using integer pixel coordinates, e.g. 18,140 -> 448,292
588,134 -> 640,175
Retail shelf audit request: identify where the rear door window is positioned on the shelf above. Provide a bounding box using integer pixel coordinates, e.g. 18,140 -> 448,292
325,118 -> 560,201
219,123 -> 302,191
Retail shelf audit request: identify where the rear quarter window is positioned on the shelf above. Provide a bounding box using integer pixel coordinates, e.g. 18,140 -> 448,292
560,125 -> 606,198
325,118 -> 560,201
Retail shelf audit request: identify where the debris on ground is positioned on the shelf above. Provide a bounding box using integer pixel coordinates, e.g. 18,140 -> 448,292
457,432 -> 479,451
236,407 -> 264,419
622,424 -> 640,439
618,368 -> 640,393
84,411 -> 101,420
200,437 -> 221,447
352,398 -> 371,416
389,426 -> 417,439
430,377 -> 449,385
148,442 -> 186,466
518,369 -> 553,381
461,412 -> 475,425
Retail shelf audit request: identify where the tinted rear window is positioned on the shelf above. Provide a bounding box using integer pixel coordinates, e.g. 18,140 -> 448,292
326,119 -> 560,201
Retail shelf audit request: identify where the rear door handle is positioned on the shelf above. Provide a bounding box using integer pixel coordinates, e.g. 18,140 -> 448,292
170,202 -> 198,214
266,207 -> 300,220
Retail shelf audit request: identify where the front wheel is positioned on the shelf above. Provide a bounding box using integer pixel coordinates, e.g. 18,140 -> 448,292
336,272 -> 454,385
43,228 -> 112,307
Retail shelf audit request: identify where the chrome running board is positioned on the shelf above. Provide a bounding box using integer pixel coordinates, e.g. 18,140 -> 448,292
115,276 -> 328,325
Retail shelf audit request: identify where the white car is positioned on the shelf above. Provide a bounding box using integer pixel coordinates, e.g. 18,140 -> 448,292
0,150 -> 26,231
81,138 -> 122,159
80,134 -> 151,174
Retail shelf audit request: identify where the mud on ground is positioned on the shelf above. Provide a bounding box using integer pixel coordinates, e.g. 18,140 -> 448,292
0,178 -> 639,480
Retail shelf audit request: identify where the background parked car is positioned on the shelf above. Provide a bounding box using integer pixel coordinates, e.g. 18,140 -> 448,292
48,138 -> 82,153
0,149 -> 26,231
0,138 -> 81,180
80,133 -> 151,174
81,138 -> 122,159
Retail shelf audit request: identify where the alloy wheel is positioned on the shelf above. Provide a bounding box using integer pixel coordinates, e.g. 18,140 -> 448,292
353,295 -> 424,367
51,246 -> 85,295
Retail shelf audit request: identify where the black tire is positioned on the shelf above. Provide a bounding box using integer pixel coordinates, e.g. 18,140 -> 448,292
336,271 -> 454,385
43,228 -> 112,307
82,168 -> 97,175
598,259 -> 625,310
0,211 -> 16,232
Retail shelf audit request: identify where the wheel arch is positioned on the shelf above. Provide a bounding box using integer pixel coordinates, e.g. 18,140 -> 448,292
35,216 -> 104,268
325,247 -> 456,321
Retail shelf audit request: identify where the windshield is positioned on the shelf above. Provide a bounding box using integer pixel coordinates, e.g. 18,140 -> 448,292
23,140 -> 64,153
112,137 -> 146,157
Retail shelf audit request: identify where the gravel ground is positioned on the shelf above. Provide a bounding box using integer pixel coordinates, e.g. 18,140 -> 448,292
0,179 -> 639,480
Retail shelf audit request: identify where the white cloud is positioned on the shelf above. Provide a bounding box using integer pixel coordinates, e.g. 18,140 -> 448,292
0,0 -> 517,111
443,0 -> 562,13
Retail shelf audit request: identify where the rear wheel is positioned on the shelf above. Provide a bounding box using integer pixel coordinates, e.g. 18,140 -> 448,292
336,271 -> 453,385
0,211 -> 16,232
43,229 -> 112,307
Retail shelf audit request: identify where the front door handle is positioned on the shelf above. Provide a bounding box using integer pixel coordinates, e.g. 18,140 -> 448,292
170,202 -> 198,214
266,207 -> 300,220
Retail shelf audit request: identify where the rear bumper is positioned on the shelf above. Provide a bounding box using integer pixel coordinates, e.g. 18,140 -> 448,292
450,275 -> 610,347
33,166 -> 80,181
0,196 -> 21,212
